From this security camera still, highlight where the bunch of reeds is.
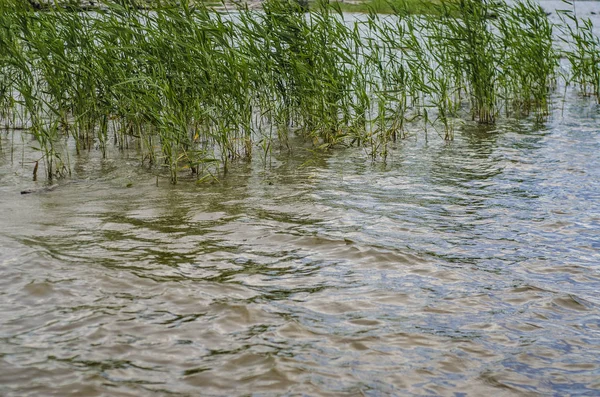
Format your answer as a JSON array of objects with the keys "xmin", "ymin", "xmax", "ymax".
[
  {"xmin": 0, "ymin": 0, "xmax": 597, "ymax": 182},
  {"xmin": 558, "ymin": 2, "xmax": 600, "ymax": 102}
]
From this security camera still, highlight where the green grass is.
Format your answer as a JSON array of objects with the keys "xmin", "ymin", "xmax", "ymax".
[{"xmin": 331, "ymin": 0, "xmax": 452, "ymax": 15}]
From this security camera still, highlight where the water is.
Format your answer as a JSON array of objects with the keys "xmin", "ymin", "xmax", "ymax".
[
  {"xmin": 2, "ymin": 2, "xmax": 600, "ymax": 395},
  {"xmin": 1, "ymin": 93, "xmax": 599, "ymax": 396}
]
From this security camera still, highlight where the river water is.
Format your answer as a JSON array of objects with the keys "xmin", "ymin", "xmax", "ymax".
[
  {"xmin": 2, "ymin": 92, "xmax": 600, "ymax": 396},
  {"xmin": 2, "ymin": 4, "xmax": 600, "ymax": 396}
]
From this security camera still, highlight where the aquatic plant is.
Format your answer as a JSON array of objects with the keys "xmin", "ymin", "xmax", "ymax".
[
  {"xmin": 558, "ymin": 2, "xmax": 600, "ymax": 102},
  {"xmin": 496, "ymin": 0, "xmax": 558, "ymax": 117},
  {"xmin": 0, "ymin": 0, "xmax": 597, "ymax": 182}
]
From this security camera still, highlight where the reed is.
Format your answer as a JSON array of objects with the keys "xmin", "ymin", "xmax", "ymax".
[
  {"xmin": 558, "ymin": 2, "xmax": 600, "ymax": 102},
  {"xmin": 497, "ymin": 0, "xmax": 557, "ymax": 117},
  {"xmin": 0, "ymin": 0, "xmax": 596, "ymax": 182}
]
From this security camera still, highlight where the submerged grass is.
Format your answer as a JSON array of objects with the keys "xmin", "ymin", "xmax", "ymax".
[{"xmin": 0, "ymin": 0, "xmax": 597, "ymax": 182}]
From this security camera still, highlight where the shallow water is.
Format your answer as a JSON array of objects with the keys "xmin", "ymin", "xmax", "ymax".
[
  {"xmin": 1, "ymin": 92, "xmax": 600, "ymax": 396},
  {"xmin": 2, "ymin": 1, "xmax": 600, "ymax": 394}
]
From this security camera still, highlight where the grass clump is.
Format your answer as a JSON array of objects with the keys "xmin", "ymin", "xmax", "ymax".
[
  {"xmin": 558, "ymin": 2, "xmax": 600, "ymax": 103},
  {"xmin": 0, "ymin": 0, "xmax": 597, "ymax": 182}
]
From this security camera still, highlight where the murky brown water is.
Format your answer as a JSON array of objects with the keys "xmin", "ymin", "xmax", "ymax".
[
  {"xmin": 2, "ymin": 92, "xmax": 600, "ymax": 396},
  {"xmin": 2, "ymin": 3, "xmax": 600, "ymax": 394}
]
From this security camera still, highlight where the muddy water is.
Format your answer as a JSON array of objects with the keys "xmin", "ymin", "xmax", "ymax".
[{"xmin": 1, "ymin": 95, "xmax": 599, "ymax": 396}]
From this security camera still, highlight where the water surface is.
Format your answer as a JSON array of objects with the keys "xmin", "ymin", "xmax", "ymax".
[
  {"xmin": 1, "ymin": 92, "xmax": 599, "ymax": 396},
  {"xmin": 2, "ymin": 2, "xmax": 600, "ymax": 394}
]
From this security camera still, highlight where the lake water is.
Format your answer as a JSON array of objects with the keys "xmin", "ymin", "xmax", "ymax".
[{"xmin": 1, "ymin": 2, "xmax": 600, "ymax": 396}]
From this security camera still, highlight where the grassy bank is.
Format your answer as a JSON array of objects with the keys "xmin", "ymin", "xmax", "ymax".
[
  {"xmin": 0, "ymin": 0, "xmax": 598, "ymax": 183},
  {"xmin": 333, "ymin": 0, "xmax": 450, "ymax": 15}
]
